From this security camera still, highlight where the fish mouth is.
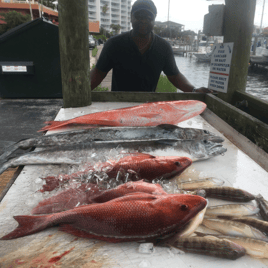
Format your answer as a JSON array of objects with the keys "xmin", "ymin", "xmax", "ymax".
[
  {"xmin": 178, "ymin": 202, "xmax": 208, "ymax": 239},
  {"xmin": 181, "ymin": 197, "xmax": 207, "ymax": 227}
]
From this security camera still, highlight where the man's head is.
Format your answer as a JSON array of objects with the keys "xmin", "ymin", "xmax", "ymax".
[{"xmin": 131, "ymin": 0, "xmax": 157, "ymax": 36}]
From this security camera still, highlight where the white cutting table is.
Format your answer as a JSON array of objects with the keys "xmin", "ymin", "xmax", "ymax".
[{"xmin": 0, "ymin": 102, "xmax": 268, "ymax": 268}]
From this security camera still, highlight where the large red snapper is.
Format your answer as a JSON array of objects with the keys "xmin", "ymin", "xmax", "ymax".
[
  {"xmin": 38, "ymin": 100, "xmax": 207, "ymax": 132},
  {"xmin": 1, "ymin": 193, "xmax": 207, "ymax": 242},
  {"xmin": 32, "ymin": 180, "xmax": 167, "ymax": 214}
]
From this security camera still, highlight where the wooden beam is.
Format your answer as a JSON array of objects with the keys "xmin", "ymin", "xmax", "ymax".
[
  {"xmin": 91, "ymin": 92, "xmax": 206, "ymax": 103},
  {"xmin": 206, "ymin": 94, "xmax": 268, "ymax": 153},
  {"xmin": 233, "ymin": 91, "xmax": 268, "ymax": 124},
  {"xmin": 58, "ymin": 0, "xmax": 91, "ymax": 108},
  {"xmin": 217, "ymin": 0, "xmax": 256, "ymax": 103}
]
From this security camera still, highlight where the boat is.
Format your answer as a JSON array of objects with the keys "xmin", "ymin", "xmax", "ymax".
[
  {"xmin": 193, "ymin": 51, "xmax": 213, "ymax": 62},
  {"xmin": 193, "ymin": 41, "xmax": 215, "ymax": 62},
  {"xmin": 250, "ymin": 38, "xmax": 268, "ymax": 66}
]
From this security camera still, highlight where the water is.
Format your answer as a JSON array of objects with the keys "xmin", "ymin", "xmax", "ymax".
[{"xmin": 174, "ymin": 55, "xmax": 268, "ymax": 103}]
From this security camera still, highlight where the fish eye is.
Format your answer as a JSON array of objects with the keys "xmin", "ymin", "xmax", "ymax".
[
  {"xmin": 180, "ymin": 204, "xmax": 188, "ymax": 211},
  {"xmin": 203, "ymin": 130, "xmax": 209, "ymax": 134},
  {"xmin": 175, "ymin": 162, "xmax": 181, "ymax": 166},
  {"xmin": 203, "ymin": 140, "xmax": 208, "ymax": 144}
]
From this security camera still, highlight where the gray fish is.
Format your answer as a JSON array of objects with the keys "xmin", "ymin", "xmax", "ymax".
[
  {"xmin": 172, "ymin": 236, "xmax": 246, "ymax": 260},
  {"xmin": 205, "ymin": 204, "xmax": 260, "ymax": 217},
  {"xmin": 255, "ymin": 194, "xmax": 268, "ymax": 221},
  {"xmin": 0, "ymin": 139, "xmax": 227, "ymax": 176},
  {"xmin": 0, "ymin": 124, "xmax": 224, "ymax": 162},
  {"xmin": 197, "ymin": 186, "xmax": 255, "ymax": 202},
  {"xmin": 217, "ymin": 215, "xmax": 268, "ymax": 235},
  {"xmin": 215, "ymin": 236, "xmax": 268, "ymax": 259},
  {"xmin": 202, "ymin": 218, "xmax": 268, "ymax": 241}
]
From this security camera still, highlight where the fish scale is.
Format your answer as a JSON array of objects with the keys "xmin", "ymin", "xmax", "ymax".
[
  {"xmin": 39, "ymin": 100, "xmax": 207, "ymax": 132},
  {"xmin": 1, "ymin": 193, "xmax": 207, "ymax": 242}
]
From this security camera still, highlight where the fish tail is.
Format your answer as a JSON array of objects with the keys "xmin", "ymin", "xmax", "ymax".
[
  {"xmin": 0, "ymin": 143, "xmax": 20, "ymax": 163},
  {"xmin": 0, "ymin": 161, "xmax": 12, "ymax": 176},
  {"xmin": 1, "ymin": 215, "xmax": 51, "ymax": 240},
  {"xmin": 38, "ymin": 120, "xmax": 70, "ymax": 132}
]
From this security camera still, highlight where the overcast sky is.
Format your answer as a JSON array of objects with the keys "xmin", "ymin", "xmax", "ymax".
[{"xmin": 131, "ymin": 0, "xmax": 268, "ymax": 33}]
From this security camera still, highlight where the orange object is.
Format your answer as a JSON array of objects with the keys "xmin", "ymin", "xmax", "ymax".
[
  {"xmin": 1, "ymin": 193, "xmax": 207, "ymax": 242},
  {"xmin": 39, "ymin": 100, "xmax": 207, "ymax": 132},
  {"xmin": 39, "ymin": 153, "xmax": 192, "ymax": 192}
]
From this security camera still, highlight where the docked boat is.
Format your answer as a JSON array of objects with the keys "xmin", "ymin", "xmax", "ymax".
[
  {"xmin": 193, "ymin": 41, "xmax": 214, "ymax": 62},
  {"xmin": 250, "ymin": 45, "xmax": 268, "ymax": 65}
]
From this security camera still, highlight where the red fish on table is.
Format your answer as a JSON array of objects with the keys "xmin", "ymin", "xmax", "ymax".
[
  {"xmin": 38, "ymin": 100, "xmax": 207, "ymax": 132},
  {"xmin": 32, "ymin": 180, "xmax": 167, "ymax": 214},
  {"xmin": 40, "ymin": 153, "xmax": 192, "ymax": 192},
  {"xmin": 1, "ymin": 193, "xmax": 207, "ymax": 243}
]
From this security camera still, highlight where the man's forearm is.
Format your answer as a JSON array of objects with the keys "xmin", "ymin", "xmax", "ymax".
[
  {"xmin": 90, "ymin": 67, "xmax": 107, "ymax": 91},
  {"xmin": 167, "ymin": 73, "xmax": 195, "ymax": 92}
]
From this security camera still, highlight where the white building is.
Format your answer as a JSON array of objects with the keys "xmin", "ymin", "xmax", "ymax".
[{"xmin": 88, "ymin": 0, "xmax": 132, "ymax": 33}]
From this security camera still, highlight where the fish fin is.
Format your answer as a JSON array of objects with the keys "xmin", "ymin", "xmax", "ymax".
[
  {"xmin": 59, "ymin": 224, "xmax": 137, "ymax": 243},
  {"xmin": 111, "ymin": 193, "xmax": 157, "ymax": 202},
  {"xmin": 157, "ymin": 124, "xmax": 179, "ymax": 130},
  {"xmin": 138, "ymin": 113, "xmax": 161, "ymax": 119},
  {"xmin": 1, "ymin": 215, "xmax": 49, "ymax": 240},
  {"xmin": 38, "ymin": 120, "xmax": 71, "ymax": 132}
]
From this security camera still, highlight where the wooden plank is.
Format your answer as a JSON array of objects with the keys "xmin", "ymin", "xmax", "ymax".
[
  {"xmin": 233, "ymin": 91, "xmax": 268, "ymax": 124},
  {"xmin": 202, "ymin": 109, "xmax": 268, "ymax": 171},
  {"xmin": 205, "ymin": 93, "xmax": 268, "ymax": 153},
  {"xmin": 91, "ymin": 92, "xmax": 206, "ymax": 102},
  {"xmin": 217, "ymin": 0, "xmax": 256, "ymax": 102}
]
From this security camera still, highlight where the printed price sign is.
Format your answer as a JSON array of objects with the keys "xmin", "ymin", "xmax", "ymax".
[{"xmin": 208, "ymin": 43, "xmax": 234, "ymax": 93}]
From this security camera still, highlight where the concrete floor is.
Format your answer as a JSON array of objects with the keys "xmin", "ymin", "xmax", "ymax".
[{"xmin": 0, "ymin": 99, "xmax": 63, "ymax": 198}]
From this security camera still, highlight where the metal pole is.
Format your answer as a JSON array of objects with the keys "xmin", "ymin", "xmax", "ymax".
[
  {"xmin": 260, "ymin": 0, "xmax": 266, "ymax": 33},
  {"xmin": 168, "ymin": 0, "xmax": 171, "ymax": 39},
  {"xmin": 28, "ymin": 1, "xmax": 33, "ymax": 20}
]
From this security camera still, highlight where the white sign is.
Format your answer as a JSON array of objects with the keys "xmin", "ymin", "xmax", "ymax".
[
  {"xmin": 2, "ymin": 66, "xmax": 27, "ymax": 72},
  {"xmin": 208, "ymin": 42, "xmax": 234, "ymax": 93}
]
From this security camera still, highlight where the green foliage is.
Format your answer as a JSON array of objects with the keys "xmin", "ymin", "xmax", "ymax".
[
  {"xmin": 92, "ymin": 47, "xmax": 98, "ymax": 57},
  {"xmin": 0, "ymin": 11, "xmax": 31, "ymax": 34},
  {"xmin": 110, "ymin": 24, "xmax": 121, "ymax": 34},
  {"xmin": 156, "ymin": 74, "xmax": 177, "ymax": 93},
  {"xmin": 101, "ymin": 4, "xmax": 109, "ymax": 14},
  {"xmin": 93, "ymin": 34, "xmax": 107, "ymax": 41}
]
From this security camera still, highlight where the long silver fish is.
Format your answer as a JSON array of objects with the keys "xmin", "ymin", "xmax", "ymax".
[
  {"xmin": 172, "ymin": 236, "xmax": 246, "ymax": 260},
  {"xmin": 202, "ymin": 218, "xmax": 268, "ymax": 241},
  {"xmin": 255, "ymin": 194, "xmax": 268, "ymax": 221},
  {"xmin": 218, "ymin": 215, "xmax": 268, "ymax": 235},
  {"xmin": 205, "ymin": 204, "xmax": 260, "ymax": 217},
  {"xmin": 0, "ymin": 124, "xmax": 224, "ymax": 162},
  {"xmin": 0, "ymin": 139, "xmax": 227, "ymax": 176},
  {"xmin": 215, "ymin": 236, "xmax": 268, "ymax": 259}
]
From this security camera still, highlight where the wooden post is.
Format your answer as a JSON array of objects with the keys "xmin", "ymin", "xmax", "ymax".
[
  {"xmin": 217, "ymin": 0, "xmax": 256, "ymax": 103},
  {"xmin": 58, "ymin": 0, "xmax": 91, "ymax": 108}
]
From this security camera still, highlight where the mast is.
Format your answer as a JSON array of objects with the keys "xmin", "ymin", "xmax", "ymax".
[
  {"xmin": 168, "ymin": 0, "xmax": 171, "ymax": 39},
  {"xmin": 260, "ymin": 0, "xmax": 266, "ymax": 33}
]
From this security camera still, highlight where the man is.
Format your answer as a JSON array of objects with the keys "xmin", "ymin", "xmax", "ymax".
[{"xmin": 90, "ymin": 0, "xmax": 212, "ymax": 93}]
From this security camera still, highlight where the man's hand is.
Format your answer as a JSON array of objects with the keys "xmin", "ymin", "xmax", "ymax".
[{"xmin": 194, "ymin": 87, "xmax": 215, "ymax": 93}]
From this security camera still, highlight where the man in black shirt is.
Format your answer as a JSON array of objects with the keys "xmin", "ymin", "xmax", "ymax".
[{"xmin": 90, "ymin": 0, "xmax": 212, "ymax": 93}]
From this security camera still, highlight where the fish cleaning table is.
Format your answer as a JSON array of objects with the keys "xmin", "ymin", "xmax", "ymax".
[{"xmin": 0, "ymin": 102, "xmax": 268, "ymax": 268}]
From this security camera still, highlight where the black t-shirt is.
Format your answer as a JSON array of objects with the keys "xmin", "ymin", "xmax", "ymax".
[{"xmin": 96, "ymin": 31, "xmax": 180, "ymax": 92}]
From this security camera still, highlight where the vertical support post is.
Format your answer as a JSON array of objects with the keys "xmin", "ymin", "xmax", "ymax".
[
  {"xmin": 58, "ymin": 0, "xmax": 91, "ymax": 108},
  {"xmin": 217, "ymin": 0, "xmax": 256, "ymax": 103}
]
